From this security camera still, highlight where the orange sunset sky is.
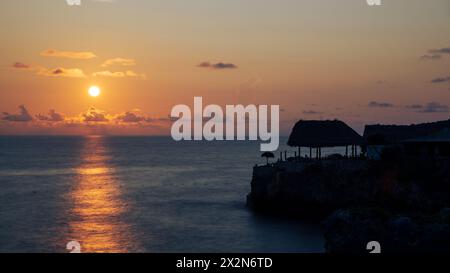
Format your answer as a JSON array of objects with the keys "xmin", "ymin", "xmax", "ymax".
[{"xmin": 1, "ymin": 0, "xmax": 450, "ymax": 135}]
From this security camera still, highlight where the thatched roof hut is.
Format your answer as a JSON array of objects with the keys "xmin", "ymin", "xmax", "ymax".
[{"xmin": 287, "ymin": 120, "xmax": 364, "ymax": 148}]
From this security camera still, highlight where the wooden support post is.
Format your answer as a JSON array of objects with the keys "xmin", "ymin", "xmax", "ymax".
[
  {"xmin": 284, "ymin": 151, "xmax": 287, "ymax": 161},
  {"xmin": 310, "ymin": 147, "xmax": 312, "ymax": 158},
  {"xmin": 346, "ymin": 146, "xmax": 348, "ymax": 157}
]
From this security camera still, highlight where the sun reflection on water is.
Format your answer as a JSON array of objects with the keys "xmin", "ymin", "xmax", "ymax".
[{"xmin": 68, "ymin": 136, "xmax": 135, "ymax": 253}]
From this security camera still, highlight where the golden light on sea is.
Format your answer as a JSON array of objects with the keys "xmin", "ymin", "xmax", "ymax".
[{"xmin": 67, "ymin": 136, "xmax": 136, "ymax": 253}]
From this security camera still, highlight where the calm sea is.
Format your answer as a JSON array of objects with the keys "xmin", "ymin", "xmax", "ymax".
[{"xmin": 0, "ymin": 136, "xmax": 324, "ymax": 253}]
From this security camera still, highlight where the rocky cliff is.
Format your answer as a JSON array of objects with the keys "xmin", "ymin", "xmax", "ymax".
[{"xmin": 247, "ymin": 154, "xmax": 450, "ymax": 253}]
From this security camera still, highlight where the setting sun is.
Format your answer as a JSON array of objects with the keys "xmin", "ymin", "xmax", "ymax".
[{"xmin": 88, "ymin": 86, "xmax": 101, "ymax": 97}]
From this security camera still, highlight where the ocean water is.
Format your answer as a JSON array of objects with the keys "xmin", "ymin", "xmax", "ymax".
[{"xmin": 0, "ymin": 136, "xmax": 325, "ymax": 253}]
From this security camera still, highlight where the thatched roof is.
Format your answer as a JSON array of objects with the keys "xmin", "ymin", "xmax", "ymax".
[
  {"xmin": 287, "ymin": 120, "xmax": 364, "ymax": 148},
  {"xmin": 363, "ymin": 119, "xmax": 450, "ymax": 145}
]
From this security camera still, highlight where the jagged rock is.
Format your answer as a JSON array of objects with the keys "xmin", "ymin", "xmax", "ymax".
[
  {"xmin": 322, "ymin": 208, "xmax": 389, "ymax": 253},
  {"xmin": 322, "ymin": 208, "xmax": 450, "ymax": 253},
  {"xmin": 386, "ymin": 216, "xmax": 420, "ymax": 252}
]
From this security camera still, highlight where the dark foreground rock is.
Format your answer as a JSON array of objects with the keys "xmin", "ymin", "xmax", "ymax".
[
  {"xmin": 322, "ymin": 207, "xmax": 450, "ymax": 253},
  {"xmin": 247, "ymin": 154, "xmax": 450, "ymax": 252}
]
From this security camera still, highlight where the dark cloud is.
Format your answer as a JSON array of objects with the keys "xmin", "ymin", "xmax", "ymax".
[
  {"xmin": 38, "ymin": 67, "xmax": 86, "ymax": 78},
  {"xmin": 12, "ymin": 62, "xmax": 30, "ymax": 69},
  {"xmin": 82, "ymin": 107, "xmax": 109, "ymax": 122},
  {"xmin": 406, "ymin": 104, "xmax": 424, "ymax": 110},
  {"xmin": 420, "ymin": 102, "xmax": 449, "ymax": 113},
  {"xmin": 197, "ymin": 62, "xmax": 238, "ymax": 70},
  {"xmin": 2, "ymin": 105, "xmax": 33, "ymax": 122},
  {"xmin": 431, "ymin": 76, "xmax": 450, "ymax": 84},
  {"xmin": 368, "ymin": 101, "xmax": 395, "ymax": 108},
  {"xmin": 409, "ymin": 102, "xmax": 450, "ymax": 113},
  {"xmin": 116, "ymin": 112, "xmax": 145, "ymax": 123},
  {"xmin": 115, "ymin": 111, "xmax": 169, "ymax": 123},
  {"xmin": 40, "ymin": 49, "xmax": 97, "ymax": 60},
  {"xmin": 429, "ymin": 47, "xmax": 450, "ymax": 54},
  {"xmin": 419, "ymin": 47, "xmax": 450, "ymax": 61},
  {"xmin": 420, "ymin": 54, "xmax": 442, "ymax": 61},
  {"xmin": 302, "ymin": 110, "xmax": 323, "ymax": 115},
  {"xmin": 36, "ymin": 109, "xmax": 64, "ymax": 122},
  {"xmin": 52, "ymin": 68, "xmax": 64, "ymax": 75}
]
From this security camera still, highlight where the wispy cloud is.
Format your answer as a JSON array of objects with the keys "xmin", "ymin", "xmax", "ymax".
[
  {"xmin": 197, "ymin": 62, "xmax": 238, "ymax": 70},
  {"xmin": 420, "ymin": 54, "xmax": 442, "ymax": 61},
  {"xmin": 92, "ymin": 70, "xmax": 146, "ymax": 79},
  {"xmin": 368, "ymin": 101, "xmax": 395, "ymax": 108},
  {"xmin": 12, "ymin": 62, "xmax": 86, "ymax": 78},
  {"xmin": 12, "ymin": 62, "xmax": 31, "ymax": 69},
  {"xmin": 101, "ymin": 58, "xmax": 136, "ymax": 67},
  {"xmin": 40, "ymin": 49, "xmax": 97, "ymax": 59},
  {"xmin": 431, "ymin": 76, "xmax": 450, "ymax": 84},
  {"xmin": 428, "ymin": 47, "xmax": 450, "ymax": 54},
  {"xmin": 93, "ymin": 71, "xmax": 127, "ymax": 78},
  {"xmin": 39, "ymin": 67, "xmax": 86, "ymax": 78},
  {"xmin": 405, "ymin": 104, "xmax": 424, "ymax": 110},
  {"xmin": 302, "ymin": 110, "xmax": 323, "ymax": 115},
  {"xmin": 420, "ymin": 46, "xmax": 450, "ymax": 61},
  {"xmin": 407, "ymin": 102, "xmax": 449, "ymax": 113}
]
